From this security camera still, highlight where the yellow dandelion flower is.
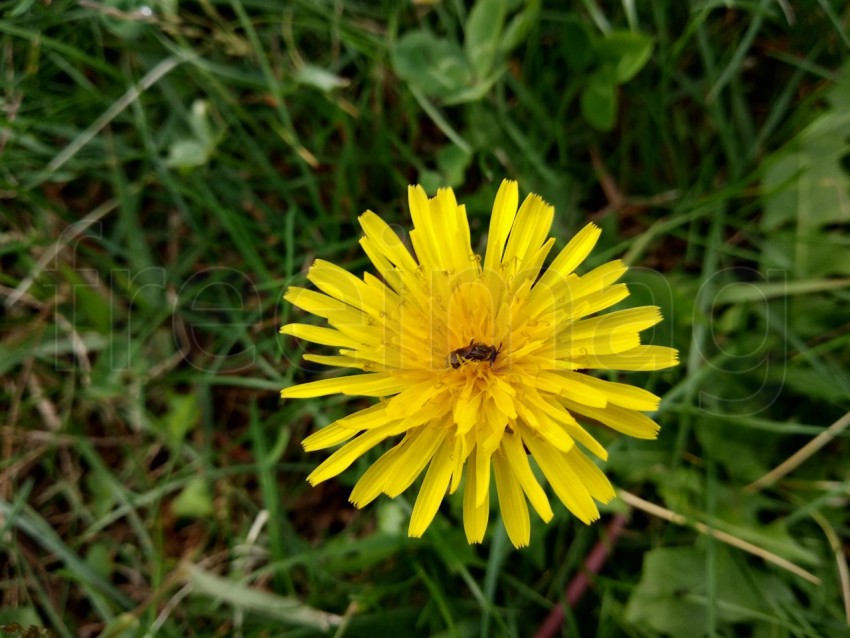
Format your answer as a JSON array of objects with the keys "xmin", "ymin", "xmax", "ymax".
[{"xmin": 280, "ymin": 180, "xmax": 678, "ymax": 548}]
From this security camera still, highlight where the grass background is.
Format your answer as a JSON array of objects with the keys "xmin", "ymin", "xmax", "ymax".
[{"xmin": 2, "ymin": 0, "xmax": 850, "ymax": 636}]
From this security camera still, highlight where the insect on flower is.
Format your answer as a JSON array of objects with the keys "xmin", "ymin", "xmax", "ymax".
[
  {"xmin": 449, "ymin": 339, "xmax": 503, "ymax": 369},
  {"xmin": 280, "ymin": 180, "xmax": 678, "ymax": 548}
]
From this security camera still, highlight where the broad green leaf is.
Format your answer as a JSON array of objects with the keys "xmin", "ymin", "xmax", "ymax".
[
  {"xmin": 160, "ymin": 391, "xmax": 200, "ymax": 445},
  {"xmin": 166, "ymin": 139, "xmax": 210, "ymax": 170},
  {"xmin": 595, "ymin": 30, "xmax": 654, "ymax": 83},
  {"xmin": 166, "ymin": 100, "xmax": 219, "ymax": 170},
  {"xmin": 172, "ymin": 476, "xmax": 213, "ymax": 519},
  {"xmin": 626, "ymin": 547, "xmax": 770, "ymax": 636},
  {"xmin": 293, "ymin": 64, "xmax": 349, "ymax": 92},
  {"xmin": 393, "ymin": 31, "xmax": 473, "ymax": 101},
  {"xmin": 465, "ymin": 0, "xmax": 507, "ymax": 78},
  {"xmin": 761, "ymin": 68, "xmax": 850, "ymax": 277},
  {"xmin": 86, "ymin": 542, "xmax": 113, "ymax": 581},
  {"xmin": 762, "ymin": 112, "xmax": 850, "ymax": 232},
  {"xmin": 437, "ymin": 144, "xmax": 472, "ymax": 187},
  {"xmin": 581, "ymin": 66, "xmax": 617, "ymax": 131},
  {"xmin": 760, "ymin": 231, "xmax": 850, "ymax": 277},
  {"xmin": 420, "ymin": 143, "xmax": 472, "ymax": 191}
]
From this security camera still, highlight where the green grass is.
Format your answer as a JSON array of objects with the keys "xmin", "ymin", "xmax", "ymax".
[{"xmin": 2, "ymin": 1, "xmax": 850, "ymax": 636}]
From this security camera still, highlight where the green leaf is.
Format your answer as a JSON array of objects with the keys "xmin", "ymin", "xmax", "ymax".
[
  {"xmin": 94, "ymin": 613, "xmax": 139, "ymax": 638},
  {"xmin": 171, "ymin": 476, "xmax": 213, "ymax": 519},
  {"xmin": 0, "ymin": 606, "xmax": 43, "ymax": 628},
  {"xmin": 377, "ymin": 500, "xmax": 405, "ymax": 535},
  {"xmin": 760, "ymin": 231, "xmax": 850, "ymax": 277},
  {"xmin": 762, "ymin": 131, "xmax": 850, "ymax": 229},
  {"xmin": 293, "ymin": 64, "xmax": 349, "ymax": 92},
  {"xmin": 159, "ymin": 392, "xmax": 200, "ymax": 446},
  {"xmin": 626, "ymin": 547, "xmax": 771, "ymax": 636},
  {"xmin": 499, "ymin": 0, "xmax": 540, "ymax": 55},
  {"xmin": 465, "ymin": 0, "xmax": 507, "ymax": 79},
  {"xmin": 761, "ymin": 69, "xmax": 850, "ymax": 276},
  {"xmin": 762, "ymin": 114, "xmax": 850, "ymax": 231},
  {"xmin": 581, "ymin": 66, "xmax": 617, "ymax": 131},
  {"xmin": 185, "ymin": 564, "xmax": 342, "ymax": 630},
  {"xmin": 166, "ymin": 100, "xmax": 218, "ymax": 171},
  {"xmin": 437, "ymin": 144, "xmax": 472, "ymax": 188},
  {"xmin": 560, "ymin": 18, "xmax": 594, "ymax": 70},
  {"xmin": 86, "ymin": 542, "xmax": 113, "ymax": 581},
  {"xmin": 392, "ymin": 31, "xmax": 473, "ymax": 101},
  {"xmin": 59, "ymin": 265, "xmax": 112, "ymax": 334},
  {"xmin": 595, "ymin": 30, "xmax": 654, "ymax": 83},
  {"xmin": 714, "ymin": 278, "xmax": 850, "ymax": 304},
  {"xmin": 166, "ymin": 139, "xmax": 210, "ymax": 171}
]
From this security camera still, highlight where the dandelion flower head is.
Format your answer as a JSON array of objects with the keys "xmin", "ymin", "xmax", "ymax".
[{"xmin": 280, "ymin": 180, "xmax": 678, "ymax": 547}]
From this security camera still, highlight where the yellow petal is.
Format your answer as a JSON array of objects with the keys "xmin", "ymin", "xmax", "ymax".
[
  {"xmin": 335, "ymin": 402, "xmax": 395, "ymax": 430},
  {"xmin": 535, "ymin": 372, "xmax": 608, "ymax": 408},
  {"xmin": 284, "ymin": 287, "xmax": 357, "ymax": 320},
  {"xmin": 493, "ymin": 449, "xmax": 531, "ymax": 548},
  {"xmin": 577, "ymin": 283, "xmax": 630, "ymax": 316},
  {"xmin": 349, "ymin": 443, "xmax": 405, "ymax": 507},
  {"xmin": 301, "ymin": 423, "xmax": 359, "ymax": 451},
  {"xmin": 408, "ymin": 437, "xmax": 454, "ymax": 537},
  {"xmin": 550, "ymin": 221, "xmax": 601, "ymax": 276},
  {"xmin": 383, "ymin": 426, "xmax": 448, "ymax": 498},
  {"xmin": 562, "ymin": 400, "xmax": 661, "ymax": 439},
  {"xmin": 566, "ymin": 446, "xmax": 615, "ymax": 504},
  {"xmin": 488, "ymin": 375, "xmax": 518, "ymax": 420},
  {"xmin": 523, "ymin": 259, "xmax": 626, "ymax": 321},
  {"xmin": 384, "ymin": 379, "xmax": 444, "ymax": 419},
  {"xmin": 483, "ymin": 180, "xmax": 519, "ymax": 272},
  {"xmin": 453, "ymin": 389, "xmax": 483, "ymax": 435},
  {"xmin": 281, "ymin": 372, "xmax": 408, "ymax": 399},
  {"xmin": 448, "ymin": 434, "xmax": 470, "ymax": 494},
  {"xmin": 522, "ymin": 429, "xmax": 599, "ymax": 524},
  {"xmin": 307, "ymin": 259, "xmax": 370, "ymax": 310},
  {"xmin": 302, "ymin": 353, "xmax": 373, "ymax": 370},
  {"xmin": 565, "ymin": 306, "xmax": 663, "ymax": 341},
  {"xmin": 575, "ymin": 345, "xmax": 679, "ymax": 371},
  {"xmin": 474, "ymin": 443, "xmax": 493, "ymax": 506},
  {"xmin": 515, "ymin": 399, "xmax": 574, "ymax": 452},
  {"xmin": 501, "ymin": 194, "xmax": 554, "ymax": 274},
  {"xmin": 358, "ymin": 211, "xmax": 419, "ymax": 273},
  {"xmin": 556, "ymin": 330, "xmax": 641, "ymax": 358},
  {"xmin": 557, "ymin": 372, "xmax": 661, "ymax": 411},
  {"xmin": 568, "ymin": 260, "xmax": 628, "ymax": 301},
  {"xmin": 306, "ymin": 424, "xmax": 404, "ymax": 485},
  {"xmin": 280, "ymin": 323, "xmax": 360, "ymax": 349},
  {"xmin": 463, "ymin": 448, "xmax": 490, "ymax": 543},
  {"xmin": 407, "ymin": 185, "xmax": 448, "ymax": 270},
  {"xmin": 500, "ymin": 431, "xmax": 553, "ymax": 522},
  {"xmin": 509, "ymin": 237, "xmax": 556, "ymax": 294},
  {"xmin": 521, "ymin": 387, "xmax": 608, "ymax": 460},
  {"xmin": 534, "ymin": 222, "xmax": 601, "ymax": 293}
]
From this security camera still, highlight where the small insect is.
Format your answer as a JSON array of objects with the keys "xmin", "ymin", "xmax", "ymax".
[{"xmin": 449, "ymin": 339, "xmax": 502, "ymax": 369}]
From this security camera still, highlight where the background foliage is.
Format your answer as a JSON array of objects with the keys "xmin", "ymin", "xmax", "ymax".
[{"xmin": 2, "ymin": 0, "xmax": 849, "ymax": 636}]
